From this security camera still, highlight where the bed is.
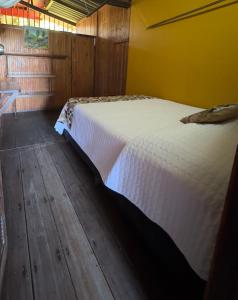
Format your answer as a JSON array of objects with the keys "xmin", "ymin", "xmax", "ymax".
[
  {"xmin": 55, "ymin": 96, "xmax": 238, "ymax": 283},
  {"xmin": 55, "ymin": 98, "xmax": 201, "ymax": 181}
]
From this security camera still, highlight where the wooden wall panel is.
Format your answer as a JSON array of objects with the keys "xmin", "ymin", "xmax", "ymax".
[
  {"xmin": 76, "ymin": 4, "xmax": 130, "ymax": 97},
  {"xmin": 71, "ymin": 36, "xmax": 95, "ymax": 97},
  {"xmin": 76, "ymin": 12, "xmax": 97, "ymax": 36},
  {"xmin": 95, "ymin": 5, "xmax": 130, "ymax": 96},
  {"xmin": 49, "ymin": 31, "xmax": 72, "ymax": 109},
  {"xmin": 0, "ymin": 4, "xmax": 130, "ymax": 113},
  {"xmin": 98, "ymin": 5, "xmax": 130, "ymax": 42},
  {"xmin": 0, "ymin": 27, "xmax": 94, "ymax": 113},
  {"xmin": 113, "ymin": 41, "xmax": 129, "ymax": 95},
  {"xmin": 16, "ymin": 96, "xmax": 50, "ymax": 112},
  {"xmin": 95, "ymin": 37, "xmax": 113, "ymax": 96},
  {"xmin": 0, "ymin": 56, "xmax": 7, "ymax": 78}
]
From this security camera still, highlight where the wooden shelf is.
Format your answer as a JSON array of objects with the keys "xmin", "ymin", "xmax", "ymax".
[
  {"xmin": 5, "ymin": 52, "xmax": 67, "ymax": 59},
  {"xmin": 8, "ymin": 73, "xmax": 56, "ymax": 78},
  {"xmin": 18, "ymin": 91, "xmax": 55, "ymax": 98}
]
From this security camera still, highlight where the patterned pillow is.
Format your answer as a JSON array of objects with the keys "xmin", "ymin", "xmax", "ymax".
[{"xmin": 180, "ymin": 104, "xmax": 238, "ymax": 124}]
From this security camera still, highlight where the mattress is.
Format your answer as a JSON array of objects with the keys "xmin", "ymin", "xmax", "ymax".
[
  {"xmin": 105, "ymin": 120, "xmax": 238, "ymax": 280},
  {"xmin": 55, "ymin": 98, "xmax": 200, "ymax": 181}
]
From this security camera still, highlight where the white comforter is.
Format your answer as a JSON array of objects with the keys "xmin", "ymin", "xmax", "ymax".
[
  {"xmin": 55, "ymin": 99, "xmax": 200, "ymax": 180},
  {"xmin": 105, "ymin": 121, "xmax": 238, "ymax": 280},
  {"xmin": 55, "ymin": 98, "xmax": 238, "ymax": 280}
]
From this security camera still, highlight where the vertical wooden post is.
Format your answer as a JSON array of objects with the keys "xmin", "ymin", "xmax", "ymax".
[
  {"xmin": 205, "ymin": 146, "xmax": 238, "ymax": 300},
  {"xmin": 5, "ymin": 55, "xmax": 8, "ymax": 78}
]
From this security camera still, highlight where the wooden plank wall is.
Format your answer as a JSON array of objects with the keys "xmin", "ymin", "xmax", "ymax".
[
  {"xmin": 0, "ymin": 5, "xmax": 130, "ymax": 113},
  {"xmin": 0, "ymin": 27, "xmax": 95, "ymax": 113},
  {"xmin": 76, "ymin": 13, "xmax": 98, "ymax": 36},
  {"xmin": 71, "ymin": 35, "xmax": 95, "ymax": 97},
  {"xmin": 77, "ymin": 5, "xmax": 130, "ymax": 96}
]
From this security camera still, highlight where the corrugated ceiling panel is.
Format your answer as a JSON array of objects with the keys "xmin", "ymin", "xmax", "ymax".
[
  {"xmin": 48, "ymin": 2, "xmax": 83, "ymax": 22},
  {"xmin": 47, "ymin": 0, "xmax": 106, "ymax": 23}
]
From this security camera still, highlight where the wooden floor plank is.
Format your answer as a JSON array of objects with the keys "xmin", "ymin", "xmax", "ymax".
[
  {"xmin": 27, "ymin": 111, "xmax": 63, "ymax": 144},
  {"xmin": 15, "ymin": 116, "xmax": 44, "ymax": 148},
  {"xmin": 46, "ymin": 142, "xmax": 147, "ymax": 300},
  {"xmin": 0, "ymin": 111, "xmax": 163, "ymax": 300},
  {"xmin": 0, "ymin": 150, "xmax": 33, "ymax": 300},
  {"xmin": 19, "ymin": 147, "xmax": 77, "ymax": 300},
  {"xmin": 0, "ymin": 111, "xmax": 63, "ymax": 150},
  {"xmin": 56, "ymin": 142, "xmax": 167, "ymax": 300},
  {"xmin": 38, "ymin": 112, "xmax": 64, "ymax": 142},
  {"xmin": 0, "ymin": 115, "xmax": 16, "ymax": 150},
  {"xmin": 35, "ymin": 145, "xmax": 114, "ymax": 300}
]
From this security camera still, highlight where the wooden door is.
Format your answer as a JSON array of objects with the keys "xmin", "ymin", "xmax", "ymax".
[{"xmin": 71, "ymin": 35, "xmax": 95, "ymax": 98}]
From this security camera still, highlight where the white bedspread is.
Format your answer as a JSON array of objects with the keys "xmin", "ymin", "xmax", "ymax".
[
  {"xmin": 55, "ymin": 99, "xmax": 200, "ymax": 180},
  {"xmin": 55, "ymin": 98, "xmax": 238, "ymax": 280},
  {"xmin": 105, "ymin": 120, "xmax": 238, "ymax": 280}
]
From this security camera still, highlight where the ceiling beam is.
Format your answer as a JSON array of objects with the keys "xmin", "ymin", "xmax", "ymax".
[
  {"xmin": 87, "ymin": 0, "xmax": 130, "ymax": 17},
  {"xmin": 20, "ymin": 0, "xmax": 76, "ymax": 25},
  {"xmin": 107, "ymin": 0, "xmax": 131, "ymax": 8}
]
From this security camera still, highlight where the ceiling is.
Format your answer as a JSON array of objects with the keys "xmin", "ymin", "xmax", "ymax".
[{"xmin": 18, "ymin": 0, "xmax": 131, "ymax": 25}]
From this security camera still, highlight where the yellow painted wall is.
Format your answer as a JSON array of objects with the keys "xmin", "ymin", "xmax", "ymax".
[{"xmin": 126, "ymin": 0, "xmax": 238, "ymax": 108}]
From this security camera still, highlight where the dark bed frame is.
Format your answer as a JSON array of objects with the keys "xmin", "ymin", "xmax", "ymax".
[{"xmin": 64, "ymin": 130, "xmax": 206, "ymax": 298}]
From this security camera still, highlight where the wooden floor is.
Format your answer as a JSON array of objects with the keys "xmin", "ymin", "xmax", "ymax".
[{"xmin": 0, "ymin": 111, "xmax": 179, "ymax": 300}]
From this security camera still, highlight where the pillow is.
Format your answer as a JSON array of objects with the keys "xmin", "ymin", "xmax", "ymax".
[{"xmin": 180, "ymin": 104, "xmax": 238, "ymax": 124}]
